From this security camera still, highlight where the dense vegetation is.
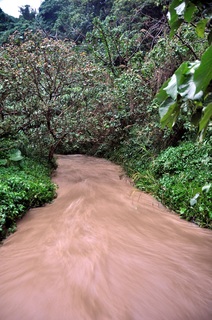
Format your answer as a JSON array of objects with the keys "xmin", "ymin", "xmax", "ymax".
[
  {"xmin": 0, "ymin": 140, "xmax": 56, "ymax": 240},
  {"xmin": 0, "ymin": 0, "xmax": 211, "ymax": 239},
  {"xmin": 111, "ymin": 136, "xmax": 212, "ymax": 227}
]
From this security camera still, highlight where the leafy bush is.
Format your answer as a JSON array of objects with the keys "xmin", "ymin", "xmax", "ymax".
[
  {"xmin": 107, "ymin": 124, "xmax": 159, "ymax": 193},
  {"xmin": 0, "ymin": 157, "xmax": 56, "ymax": 240},
  {"xmin": 152, "ymin": 141, "xmax": 212, "ymax": 228},
  {"xmin": 108, "ymin": 129, "xmax": 211, "ymax": 228}
]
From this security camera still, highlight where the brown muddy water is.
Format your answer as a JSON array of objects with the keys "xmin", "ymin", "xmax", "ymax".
[{"xmin": 0, "ymin": 155, "xmax": 212, "ymax": 320}]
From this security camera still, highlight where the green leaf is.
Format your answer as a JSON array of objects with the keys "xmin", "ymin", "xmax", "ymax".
[
  {"xmin": 178, "ymin": 76, "xmax": 203, "ymax": 100},
  {"xmin": 184, "ymin": 2, "xmax": 196, "ymax": 22},
  {"xmin": 196, "ymin": 19, "xmax": 208, "ymax": 38},
  {"xmin": 163, "ymin": 74, "xmax": 178, "ymax": 100},
  {"xmin": 0, "ymin": 159, "xmax": 8, "ymax": 166},
  {"xmin": 156, "ymin": 79, "xmax": 170, "ymax": 103},
  {"xmin": 208, "ymin": 30, "xmax": 212, "ymax": 45},
  {"xmin": 168, "ymin": 0, "xmax": 185, "ymax": 36},
  {"xmin": 194, "ymin": 46, "xmax": 212, "ymax": 94},
  {"xmin": 199, "ymin": 102, "xmax": 212, "ymax": 132},
  {"xmin": 164, "ymin": 61, "xmax": 202, "ymax": 101},
  {"xmin": 156, "ymin": 62, "xmax": 190, "ymax": 102},
  {"xmin": 177, "ymin": 62, "xmax": 203, "ymax": 101},
  {"xmin": 175, "ymin": 61, "xmax": 190, "ymax": 86},
  {"xmin": 169, "ymin": 19, "xmax": 184, "ymax": 38},
  {"xmin": 159, "ymin": 97, "xmax": 175, "ymax": 118},
  {"xmin": 159, "ymin": 99, "xmax": 180, "ymax": 128},
  {"xmin": 9, "ymin": 150, "xmax": 23, "ymax": 162}
]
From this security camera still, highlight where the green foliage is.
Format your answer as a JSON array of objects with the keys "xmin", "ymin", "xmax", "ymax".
[
  {"xmin": 108, "ymin": 125, "xmax": 211, "ymax": 228},
  {"xmin": 38, "ymin": 0, "xmax": 71, "ymax": 35},
  {"xmin": 0, "ymin": 8, "xmax": 17, "ymax": 32},
  {"xmin": 168, "ymin": 0, "xmax": 212, "ymax": 40},
  {"xmin": 19, "ymin": 5, "xmax": 36, "ymax": 21},
  {"xmin": 87, "ymin": 0, "xmax": 169, "ymax": 74},
  {"xmin": 0, "ymin": 156, "xmax": 56, "ymax": 240},
  {"xmin": 0, "ymin": 9, "xmax": 18, "ymax": 44},
  {"xmin": 152, "ymin": 141, "xmax": 212, "ymax": 227},
  {"xmin": 157, "ymin": 49, "xmax": 212, "ymax": 134},
  {"xmin": 145, "ymin": 27, "xmax": 203, "ymax": 95},
  {"xmin": 0, "ymin": 0, "xmax": 168, "ymax": 47},
  {"xmin": 0, "ymin": 29, "xmax": 160, "ymax": 159},
  {"xmin": 0, "ymin": 31, "xmax": 87, "ymax": 159},
  {"xmin": 0, "ymin": 5, "xmax": 38, "ymax": 44},
  {"xmin": 157, "ymin": 0, "xmax": 212, "ymax": 138},
  {"xmin": 0, "ymin": 137, "xmax": 26, "ymax": 166},
  {"xmin": 86, "ymin": 16, "xmax": 129, "ymax": 74},
  {"xmin": 0, "ymin": 149, "xmax": 23, "ymax": 167},
  {"xmin": 107, "ymin": 123, "xmax": 162, "ymax": 193},
  {"xmin": 37, "ymin": 0, "xmax": 113, "ymax": 41},
  {"xmin": 111, "ymin": 0, "xmax": 168, "ymax": 39},
  {"xmin": 0, "ymin": 0, "xmax": 113, "ymax": 44}
]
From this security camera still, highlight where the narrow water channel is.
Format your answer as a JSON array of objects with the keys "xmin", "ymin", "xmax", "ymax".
[{"xmin": 0, "ymin": 155, "xmax": 211, "ymax": 320}]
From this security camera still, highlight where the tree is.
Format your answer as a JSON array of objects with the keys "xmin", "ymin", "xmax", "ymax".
[
  {"xmin": 37, "ymin": 0, "xmax": 113, "ymax": 41},
  {"xmin": 0, "ymin": 8, "xmax": 18, "ymax": 44},
  {"xmin": 19, "ymin": 5, "xmax": 36, "ymax": 21},
  {"xmin": 37, "ymin": 0, "xmax": 70, "ymax": 34},
  {"xmin": 0, "ymin": 31, "xmax": 134, "ymax": 159},
  {"xmin": 0, "ymin": 31, "xmax": 81, "ymax": 159},
  {"xmin": 0, "ymin": 8, "xmax": 17, "ymax": 32},
  {"xmin": 86, "ymin": 0, "xmax": 169, "ymax": 75}
]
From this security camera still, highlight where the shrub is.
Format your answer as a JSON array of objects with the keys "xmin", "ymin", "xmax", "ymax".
[
  {"xmin": 0, "ymin": 157, "xmax": 56, "ymax": 240},
  {"xmin": 109, "ymin": 133, "xmax": 211, "ymax": 228},
  {"xmin": 153, "ymin": 140, "xmax": 212, "ymax": 228}
]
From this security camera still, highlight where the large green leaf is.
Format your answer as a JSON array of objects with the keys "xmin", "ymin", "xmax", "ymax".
[
  {"xmin": 208, "ymin": 30, "xmax": 212, "ymax": 45},
  {"xmin": 184, "ymin": 2, "xmax": 196, "ymax": 22},
  {"xmin": 178, "ymin": 77, "xmax": 203, "ymax": 101},
  {"xmin": 168, "ymin": 0, "xmax": 185, "ymax": 36},
  {"xmin": 169, "ymin": 19, "xmax": 184, "ymax": 38},
  {"xmin": 163, "ymin": 74, "xmax": 178, "ymax": 100},
  {"xmin": 175, "ymin": 61, "xmax": 190, "ymax": 86},
  {"xmin": 175, "ymin": 1, "xmax": 186, "ymax": 16},
  {"xmin": 196, "ymin": 19, "xmax": 208, "ymax": 38},
  {"xmin": 199, "ymin": 102, "xmax": 212, "ymax": 132},
  {"xmin": 194, "ymin": 46, "xmax": 212, "ymax": 94},
  {"xmin": 156, "ymin": 78, "xmax": 170, "ymax": 103},
  {"xmin": 176, "ymin": 61, "xmax": 202, "ymax": 100},
  {"xmin": 168, "ymin": 0, "xmax": 196, "ymax": 36},
  {"xmin": 157, "ymin": 62, "xmax": 190, "ymax": 102},
  {"xmin": 159, "ymin": 99, "xmax": 180, "ymax": 128},
  {"xmin": 161, "ymin": 61, "xmax": 202, "ymax": 102}
]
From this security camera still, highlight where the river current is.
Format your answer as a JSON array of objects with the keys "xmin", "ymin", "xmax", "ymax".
[{"xmin": 0, "ymin": 155, "xmax": 211, "ymax": 320}]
